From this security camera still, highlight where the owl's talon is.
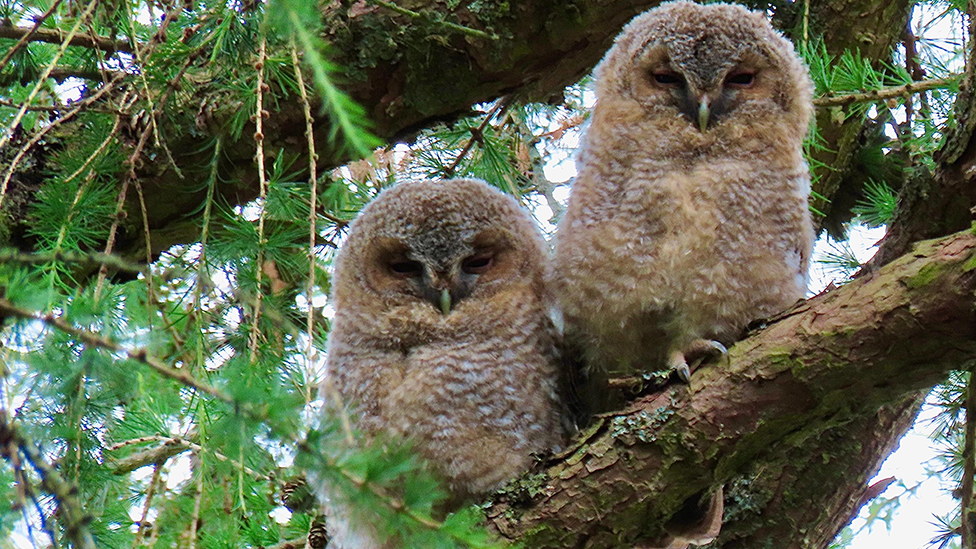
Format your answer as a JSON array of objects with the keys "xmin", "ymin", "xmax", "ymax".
[
  {"xmin": 670, "ymin": 340, "xmax": 729, "ymax": 383},
  {"xmin": 706, "ymin": 340, "xmax": 729, "ymax": 366},
  {"xmin": 688, "ymin": 339, "xmax": 728, "ymax": 366},
  {"xmin": 667, "ymin": 350, "xmax": 693, "ymax": 383},
  {"xmin": 675, "ymin": 363, "xmax": 692, "ymax": 383}
]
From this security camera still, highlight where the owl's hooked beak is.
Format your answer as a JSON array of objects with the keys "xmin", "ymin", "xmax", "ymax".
[
  {"xmin": 678, "ymin": 84, "xmax": 716, "ymax": 132},
  {"xmin": 697, "ymin": 96, "xmax": 711, "ymax": 132},
  {"xmin": 439, "ymin": 288, "xmax": 452, "ymax": 315},
  {"xmin": 419, "ymin": 266, "xmax": 468, "ymax": 315}
]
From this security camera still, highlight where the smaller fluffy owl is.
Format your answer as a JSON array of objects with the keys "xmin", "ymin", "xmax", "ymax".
[
  {"xmin": 554, "ymin": 1, "xmax": 815, "ymax": 400},
  {"xmin": 319, "ymin": 178, "xmax": 565, "ymax": 548}
]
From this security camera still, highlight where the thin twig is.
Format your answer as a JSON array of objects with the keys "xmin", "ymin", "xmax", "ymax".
[
  {"xmin": 108, "ymin": 438, "xmax": 190, "ymax": 475},
  {"xmin": 268, "ymin": 536, "xmax": 308, "ymax": 549},
  {"xmin": 444, "ymin": 96, "xmax": 513, "ymax": 177},
  {"xmin": 95, "ymin": 52, "xmax": 199, "ymax": 296},
  {"xmin": 0, "ymin": 69, "xmax": 128, "ymax": 210},
  {"xmin": 133, "ymin": 180, "xmax": 156, "ymax": 317},
  {"xmin": 249, "ymin": 33, "xmax": 270, "ymax": 364},
  {"xmin": 187, "ymin": 453, "xmax": 204, "ymax": 549},
  {"xmin": 802, "ymin": 0, "xmax": 809, "ymax": 50},
  {"xmin": 300, "ymin": 441, "xmax": 444, "ymax": 531},
  {"xmin": 51, "ymin": 170, "xmax": 100, "ymax": 274},
  {"xmin": 290, "ymin": 43, "xmax": 322, "ymax": 396},
  {"xmin": 902, "ymin": 18, "xmax": 924, "ymax": 138},
  {"xmin": 0, "ymin": 297, "xmax": 232, "ymax": 405},
  {"xmin": 299, "ymin": 440, "xmax": 496, "ymax": 548},
  {"xmin": 94, "ymin": 176, "xmax": 132, "ymax": 300},
  {"xmin": 0, "ymin": 413, "xmax": 97, "ymax": 549},
  {"xmin": 70, "ymin": 375, "xmax": 86, "ymax": 484},
  {"xmin": 322, "ymin": 380, "xmax": 356, "ymax": 446},
  {"xmin": 813, "ymin": 76, "xmax": 959, "ymax": 107},
  {"xmin": 963, "ymin": 362, "xmax": 976, "ymax": 549},
  {"xmin": 513, "ymin": 114, "xmax": 565, "ymax": 222},
  {"xmin": 0, "ymin": 249, "xmax": 146, "ymax": 273},
  {"xmin": 106, "ymin": 435, "xmax": 169, "ymax": 451},
  {"xmin": 130, "ymin": 464, "xmax": 162, "ymax": 549},
  {"xmin": 84, "ymin": 6, "xmax": 113, "ymax": 86},
  {"xmin": 125, "ymin": 1, "xmax": 166, "ymax": 159},
  {"xmin": 317, "ymin": 207, "xmax": 350, "ymax": 228},
  {"xmin": 237, "ymin": 425, "xmax": 249, "ymax": 514},
  {"xmin": 62, "ymin": 98, "xmax": 129, "ymax": 186},
  {"xmin": 193, "ymin": 137, "xmax": 221, "ymax": 323},
  {"xmin": 31, "ymin": 66, "xmax": 110, "ymax": 81},
  {"xmin": 107, "ymin": 435, "xmax": 268, "ymax": 480},
  {"xmin": 0, "ymin": 0, "xmax": 100, "ymax": 151},
  {"xmin": 0, "ymin": 98, "xmax": 117, "ymax": 114}
]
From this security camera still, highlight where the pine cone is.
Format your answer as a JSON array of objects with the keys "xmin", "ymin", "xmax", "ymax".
[
  {"xmin": 280, "ymin": 476, "xmax": 315, "ymax": 513},
  {"xmin": 307, "ymin": 518, "xmax": 329, "ymax": 549}
]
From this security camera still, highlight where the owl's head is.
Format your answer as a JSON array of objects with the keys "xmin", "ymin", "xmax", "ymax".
[
  {"xmin": 333, "ymin": 179, "xmax": 547, "ymax": 317},
  {"xmin": 596, "ymin": 1, "xmax": 812, "ymax": 134}
]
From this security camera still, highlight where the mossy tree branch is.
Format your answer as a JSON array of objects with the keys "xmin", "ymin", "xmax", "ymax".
[{"xmin": 486, "ymin": 230, "xmax": 976, "ymax": 549}]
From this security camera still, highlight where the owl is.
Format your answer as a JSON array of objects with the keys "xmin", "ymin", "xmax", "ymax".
[
  {"xmin": 318, "ymin": 178, "xmax": 566, "ymax": 548},
  {"xmin": 554, "ymin": 1, "xmax": 815, "ymax": 396}
]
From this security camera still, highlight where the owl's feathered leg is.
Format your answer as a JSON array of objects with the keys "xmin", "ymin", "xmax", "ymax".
[{"xmin": 668, "ymin": 339, "xmax": 728, "ymax": 382}]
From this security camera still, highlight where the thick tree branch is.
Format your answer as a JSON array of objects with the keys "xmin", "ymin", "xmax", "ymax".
[{"xmin": 487, "ymin": 230, "xmax": 976, "ymax": 548}]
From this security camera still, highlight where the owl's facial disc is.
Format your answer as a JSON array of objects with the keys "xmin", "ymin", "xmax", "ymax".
[
  {"xmin": 647, "ymin": 51, "xmax": 761, "ymax": 131},
  {"xmin": 653, "ymin": 65, "xmax": 758, "ymax": 131},
  {"xmin": 386, "ymin": 250, "xmax": 496, "ymax": 315}
]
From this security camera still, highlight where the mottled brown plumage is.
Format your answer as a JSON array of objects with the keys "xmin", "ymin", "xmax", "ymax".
[
  {"xmin": 320, "ymin": 178, "xmax": 565, "ymax": 548},
  {"xmin": 554, "ymin": 0, "xmax": 814, "ymax": 391}
]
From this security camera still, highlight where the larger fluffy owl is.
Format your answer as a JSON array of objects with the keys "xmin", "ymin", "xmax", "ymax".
[
  {"xmin": 319, "ymin": 178, "xmax": 565, "ymax": 548},
  {"xmin": 554, "ymin": 1, "xmax": 814, "ymax": 396}
]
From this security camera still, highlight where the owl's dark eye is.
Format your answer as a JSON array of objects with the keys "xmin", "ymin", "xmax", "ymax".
[
  {"xmin": 388, "ymin": 260, "xmax": 423, "ymax": 277},
  {"xmin": 461, "ymin": 254, "xmax": 494, "ymax": 275},
  {"xmin": 725, "ymin": 71, "xmax": 755, "ymax": 87},
  {"xmin": 652, "ymin": 70, "xmax": 684, "ymax": 86}
]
